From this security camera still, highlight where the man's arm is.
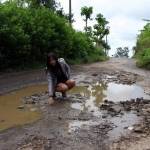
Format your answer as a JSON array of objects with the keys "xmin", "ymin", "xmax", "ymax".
[{"xmin": 47, "ymin": 72, "xmax": 55, "ymax": 97}]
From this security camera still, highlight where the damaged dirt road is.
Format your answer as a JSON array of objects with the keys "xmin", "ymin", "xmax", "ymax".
[{"xmin": 0, "ymin": 58, "xmax": 150, "ymax": 150}]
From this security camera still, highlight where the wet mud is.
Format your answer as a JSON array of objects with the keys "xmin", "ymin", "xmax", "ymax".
[{"xmin": 0, "ymin": 58, "xmax": 150, "ymax": 150}]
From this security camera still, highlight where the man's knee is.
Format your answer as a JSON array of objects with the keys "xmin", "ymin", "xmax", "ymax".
[
  {"xmin": 66, "ymin": 80, "xmax": 75, "ymax": 89},
  {"xmin": 56, "ymin": 83, "xmax": 68, "ymax": 92}
]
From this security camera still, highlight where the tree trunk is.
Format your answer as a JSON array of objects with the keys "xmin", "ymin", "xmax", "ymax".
[
  {"xmin": 69, "ymin": 0, "xmax": 72, "ymax": 24},
  {"xmin": 85, "ymin": 18, "xmax": 88, "ymax": 32}
]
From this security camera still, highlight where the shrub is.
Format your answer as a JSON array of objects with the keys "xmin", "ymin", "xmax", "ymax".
[
  {"xmin": 0, "ymin": 1, "xmax": 106, "ymax": 70},
  {"xmin": 136, "ymin": 48, "xmax": 150, "ymax": 69}
]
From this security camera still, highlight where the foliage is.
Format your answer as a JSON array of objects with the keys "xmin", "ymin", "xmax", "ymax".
[
  {"xmin": 114, "ymin": 47, "xmax": 129, "ymax": 58},
  {"xmin": 0, "ymin": 1, "xmax": 106, "ymax": 70},
  {"xmin": 136, "ymin": 49, "xmax": 150, "ymax": 69},
  {"xmin": 135, "ymin": 23, "xmax": 150, "ymax": 69},
  {"xmin": 29, "ymin": 0, "xmax": 57, "ymax": 10},
  {"xmin": 81, "ymin": 6, "xmax": 93, "ymax": 31},
  {"xmin": 93, "ymin": 14, "xmax": 109, "ymax": 49}
]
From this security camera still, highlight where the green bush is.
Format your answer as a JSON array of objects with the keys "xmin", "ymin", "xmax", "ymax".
[
  {"xmin": 135, "ymin": 23, "xmax": 150, "ymax": 69},
  {"xmin": 136, "ymin": 48, "xmax": 150, "ymax": 69},
  {"xmin": 0, "ymin": 1, "xmax": 105, "ymax": 70}
]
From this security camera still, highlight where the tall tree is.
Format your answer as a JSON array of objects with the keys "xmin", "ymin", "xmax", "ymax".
[
  {"xmin": 81, "ymin": 6, "xmax": 93, "ymax": 31},
  {"xmin": 93, "ymin": 13, "xmax": 110, "ymax": 53}
]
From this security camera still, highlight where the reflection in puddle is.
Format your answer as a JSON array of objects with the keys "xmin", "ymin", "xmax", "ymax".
[
  {"xmin": 70, "ymin": 82, "xmax": 150, "ymax": 112},
  {"xmin": 0, "ymin": 84, "xmax": 46, "ymax": 131},
  {"xmin": 70, "ymin": 82, "xmax": 107, "ymax": 116},
  {"xmin": 106, "ymin": 83, "xmax": 150, "ymax": 102},
  {"xmin": 71, "ymin": 103, "xmax": 84, "ymax": 111},
  {"xmin": 109, "ymin": 112, "xmax": 140, "ymax": 140},
  {"xmin": 69, "ymin": 82, "xmax": 150, "ymax": 132}
]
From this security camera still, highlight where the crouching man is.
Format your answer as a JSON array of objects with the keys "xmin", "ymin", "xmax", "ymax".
[{"xmin": 46, "ymin": 53, "xmax": 75, "ymax": 104}]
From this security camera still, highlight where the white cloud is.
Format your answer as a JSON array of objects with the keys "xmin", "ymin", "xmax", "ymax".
[{"xmin": 59, "ymin": 0, "xmax": 150, "ymax": 55}]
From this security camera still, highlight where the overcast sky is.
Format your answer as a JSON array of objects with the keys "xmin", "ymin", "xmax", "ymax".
[{"xmin": 59, "ymin": 0, "xmax": 149, "ymax": 56}]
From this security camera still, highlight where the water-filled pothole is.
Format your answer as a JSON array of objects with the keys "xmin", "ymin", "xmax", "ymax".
[
  {"xmin": 0, "ymin": 80, "xmax": 149, "ymax": 133},
  {"xmin": 70, "ymin": 82, "xmax": 150, "ymax": 103},
  {"xmin": 69, "ymin": 82, "xmax": 150, "ymax": 116},
  {"xmin": 68, "ymin": 82, "xmax": 150, "ymax": 133},
  {"xmin": 0, "ymin": 85, "xmax": 46, "ymax": 131}
]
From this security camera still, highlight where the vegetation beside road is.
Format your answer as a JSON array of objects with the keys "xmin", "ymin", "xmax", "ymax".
[
  {"xmin": 0, "ymin": 0, "xmax": 109, "ymax": 71},
  {"xmin": 135, "ymin": 23, "xmax": 150, "ymax": 69}
]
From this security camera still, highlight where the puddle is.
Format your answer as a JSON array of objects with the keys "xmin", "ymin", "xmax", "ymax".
[
  {"xmin": 70, "ymin": 82, "xmax": 150, "ymax": 106},
  {"xmin": 106, "ymin": 83, "xmax": 150, "ymax": 101},
  {"xmin": 1, "ymin": 78, "xmax": 149, "ymax": 135},
  {"xmin": 69, "ymin": 82, "xmax": 150, "ymax": 133},
  {"xmin": 69, "ymin": 83, "xmax": 107, "ymax": 116},
  {"xmin": 0, "ymin": 84, "xmax": 47, "ymax": 131},
  {"xmin": 71, "ymin": 103, "xmax": 84, "ymax": 111},
  {"xmin": 108, "ymin": 112, "xmax": 140, "ymax": 140}
]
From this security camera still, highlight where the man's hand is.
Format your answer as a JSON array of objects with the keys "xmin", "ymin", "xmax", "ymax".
[{"xmin": 48, "ymin": 97, "xmax": 55, "ymax": 105}]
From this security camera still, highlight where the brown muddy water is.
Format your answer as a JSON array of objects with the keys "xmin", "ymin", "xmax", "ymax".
[
  {"xmin": 0, "ymin": 82, "xmax": 150, "ymax": 132},
  {"xmin": 0, "ymin": 84, "xmax": 46, "ymax": 131}
]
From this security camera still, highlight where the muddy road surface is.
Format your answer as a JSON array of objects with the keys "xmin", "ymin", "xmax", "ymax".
[{"xmin": 0, "ymin": 58, "xmax": 150, "ymax": 150}]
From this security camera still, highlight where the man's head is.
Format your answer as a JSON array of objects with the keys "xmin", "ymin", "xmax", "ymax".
[{"xmin": 47, "ymin": 52, "xmax": 58, "ymax": 67}]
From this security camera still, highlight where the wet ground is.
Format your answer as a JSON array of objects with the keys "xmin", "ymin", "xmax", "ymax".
[{"xmin": 0, "ymin": 58, "xmax": 150, "ymax": 150}]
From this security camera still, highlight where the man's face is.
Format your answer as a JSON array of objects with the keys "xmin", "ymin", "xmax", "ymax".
[{"xmin": 49, "ymin": 58, "xmax": 56, "ymax": 66}]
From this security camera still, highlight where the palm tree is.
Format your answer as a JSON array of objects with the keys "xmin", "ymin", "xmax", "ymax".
[{"xmin": 81, "ymin": 6, "xmax": 93, "ymax": 31}]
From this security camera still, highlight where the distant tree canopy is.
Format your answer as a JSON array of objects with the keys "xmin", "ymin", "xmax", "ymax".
[
  {"xmin": 28, "ymin": 0, "xmax": 57, "ymax": 10},
  {"xmin": 114, "ymin": 47, "xmax": 129, "ymax": 58},
  {"xmin": 93, "ymin": 14, "xmax": 110, "ymax": 51},
  {"xmin": 81, "ymin": 6, "xmax": 93, "ymax": 31},
  {"xmin": 80, "ymin": 11, "xmax": 110, "ymax": 53},
  {"xmin": 135, "ymin": 23, "xmax": 150, "ymax": 69}
]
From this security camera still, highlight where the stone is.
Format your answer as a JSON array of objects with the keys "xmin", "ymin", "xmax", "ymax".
[
  {"xmin": 108, "ymin": 106, "xmax": 121, "ymax": 113},
  {"xmin": 133, "ymin": 126, "xmax": 143, "ymax": 133},
  {"xmin": 124, "ymin": 106, "xmax": 131, "ymax": 111},
  {"xmin": 142, "ymin": 108, "xmax": 150, "ymax": 115},
  {"xmin": 58, "ymin": 116, "xmax": 62, "ymax": 120},
  {"xmin": 30, "ymin": 108, "xmax": 38, "ymax": 112},
  {"xmin": 102, "ymin": 115, "xmax": 107, "ymax": 118},
  {"xmin": 92, "ymin": 73, "xmax": 98, "ymax": 76},
  {"xmin": 127, "ymin": 126, "xmax": 134, "ymax": 131},
  {"xmin": 136, "ymin": 98, "xmax": 142, "ymax": 103},
  {"xmin": 104, "ymin": 99, "xmax": 108, "ymax": 103},
  {"xmin": 100, "ymin": 104, "xmax": 109, "ymax": 110},
  {"xmin": 17, "ymin": 105, "xmax": 24, "ymax": 109}
]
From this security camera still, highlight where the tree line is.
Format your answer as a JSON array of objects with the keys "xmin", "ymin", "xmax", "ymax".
[{"xmin": 0, "ymin": 0, "xmax": 110, "ymax": 70}]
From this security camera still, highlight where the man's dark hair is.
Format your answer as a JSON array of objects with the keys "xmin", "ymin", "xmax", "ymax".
[{"xmin": 47, "ymin": 52, "xmax": 58, "ymax": 70}]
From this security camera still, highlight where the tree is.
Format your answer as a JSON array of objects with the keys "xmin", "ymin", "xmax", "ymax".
[
  {"xmin": 93, "ymin": 13, "xmax": 110, "ymax": 54},
  {"xmin": 81, "ymin": 6, "xmax": 93, "ymax": 32},
  {"xmin": 69, "ymin": 0, "xmax": 71, "ymax": 24},
  {"xmin": 134, "ymin": 22, "xmax": 150, "ymax": 69},
  {"xmin": 56, "ymin": 7, "xmax": 74, "ymax": 23},
  {"xmin": 29, "ymin": 0, "xmax": 57, "ymax": 10},
  {"xmin": 0, "ymin": 1, "xmax": 106, "ymax": 70},
  {"xmin": 86, "ymin": 26, "xmax": 93, "ymax": 38},
  {"xmin": 114, "ymin": 47, "xmax": 129, "ymax": 58}
]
